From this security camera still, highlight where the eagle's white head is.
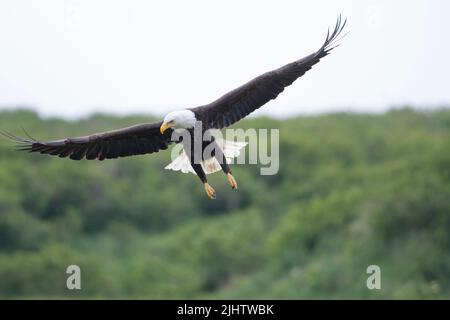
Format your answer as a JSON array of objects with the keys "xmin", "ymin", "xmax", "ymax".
[{"xmin": 160, "ymin": 110, "xmax": 197, "ymax": 134}]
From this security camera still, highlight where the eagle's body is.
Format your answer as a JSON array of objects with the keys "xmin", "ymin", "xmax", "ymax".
[{"xmin": 1, "ymin": 16, "xmax": 347, "ymax": 199}]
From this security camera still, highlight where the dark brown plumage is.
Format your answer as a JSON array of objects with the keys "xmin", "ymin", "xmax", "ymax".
[
  {"xmin": 191, "ymin": 15, "xmax": 347, "ymax": 129},
  {"xmin": 1, "ymin": 16, "xmax": 347, "ymax": 164},
  {"xmin": 0, "ymin": 122, "xmax": 174, "ymax": 161}
]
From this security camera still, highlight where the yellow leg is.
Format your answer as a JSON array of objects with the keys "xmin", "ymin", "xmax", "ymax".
[
  {"xmin": 227, "ymin": 173, "xmax": 238, "ymax": 190},
  {"xmin": 204, "ymin": 182, "xmax": 216, "ymax": 199}
]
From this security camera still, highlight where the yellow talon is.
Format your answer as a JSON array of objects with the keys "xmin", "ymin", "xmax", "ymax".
[
  {"xmin": 227, "ymin": 173, "xmax": 238, "ymax": 190},
  {"xmin": 204, "ymin": 183, "xmax": 216, "ymax": 199}
]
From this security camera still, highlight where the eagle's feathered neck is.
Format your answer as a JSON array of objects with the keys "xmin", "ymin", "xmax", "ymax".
[{"xmin": 163, "ymin": 109, "xmax": 197, "ymax": 129}]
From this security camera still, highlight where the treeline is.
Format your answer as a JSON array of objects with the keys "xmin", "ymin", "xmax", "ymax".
[{"xmin": 0, "ymin": 108, "xmax": 449, "ymax": 298}]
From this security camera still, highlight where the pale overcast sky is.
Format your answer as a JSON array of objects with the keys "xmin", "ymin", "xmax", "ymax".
[{"xmin": 0, "ymin": 0, "xmax": 449, "ymax": 119}]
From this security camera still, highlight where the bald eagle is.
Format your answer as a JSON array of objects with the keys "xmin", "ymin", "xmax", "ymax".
[{"xmin": 1, "ymin": 16, "xmax": 347, "ymax": 199}]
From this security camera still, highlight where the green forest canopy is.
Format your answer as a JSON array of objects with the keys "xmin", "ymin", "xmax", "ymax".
[{"xmin": 0, "ymin": 108, "xmax": 449, "ymax": 299}]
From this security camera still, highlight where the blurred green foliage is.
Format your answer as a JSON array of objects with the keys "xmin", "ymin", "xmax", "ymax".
[{"xmin": 0, "ymin": 108, "xmax": 449, "ymax": 299}]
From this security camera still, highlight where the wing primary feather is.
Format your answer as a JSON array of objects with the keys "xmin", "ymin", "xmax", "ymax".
[
  {"xmin": 58, "ymin": 146, "xmax": 74, "ymax": 158},
  {"xmin": 86, "ymin": 143, "xmax": 101, "ymax": 160},
  {"xmin": 21, "ymin": 127, "xmax": 37, "ymax": 142},
  {"xmin": 1, "ymin": 121, "xmax": 175, "ymax": 160},
  {"xmin": 0, "ymin": 129, "xmax": 31, "ymax": 143},
  {"xmin": 190, "ymin": 15, "xmax": 347, "ymax": 130}
]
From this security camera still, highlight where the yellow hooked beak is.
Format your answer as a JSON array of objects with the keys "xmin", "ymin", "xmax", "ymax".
[{"xmin": 160, "ymin": 122, "xmax": 172, "ymax": 134}]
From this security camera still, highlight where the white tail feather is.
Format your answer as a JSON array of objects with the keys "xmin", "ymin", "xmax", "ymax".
[{"xmin": 164, "ymin": 138, "xmax": 247, "ymax": 175}]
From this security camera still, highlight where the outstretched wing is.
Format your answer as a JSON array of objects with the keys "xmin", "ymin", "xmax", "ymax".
[
  {"xmin": 191, "ymin": 15, "xmax": 347, "ymax": 129},
  {"xmin": 0, "ymin": 122, "xmax": 174, "ymax": 160}
]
